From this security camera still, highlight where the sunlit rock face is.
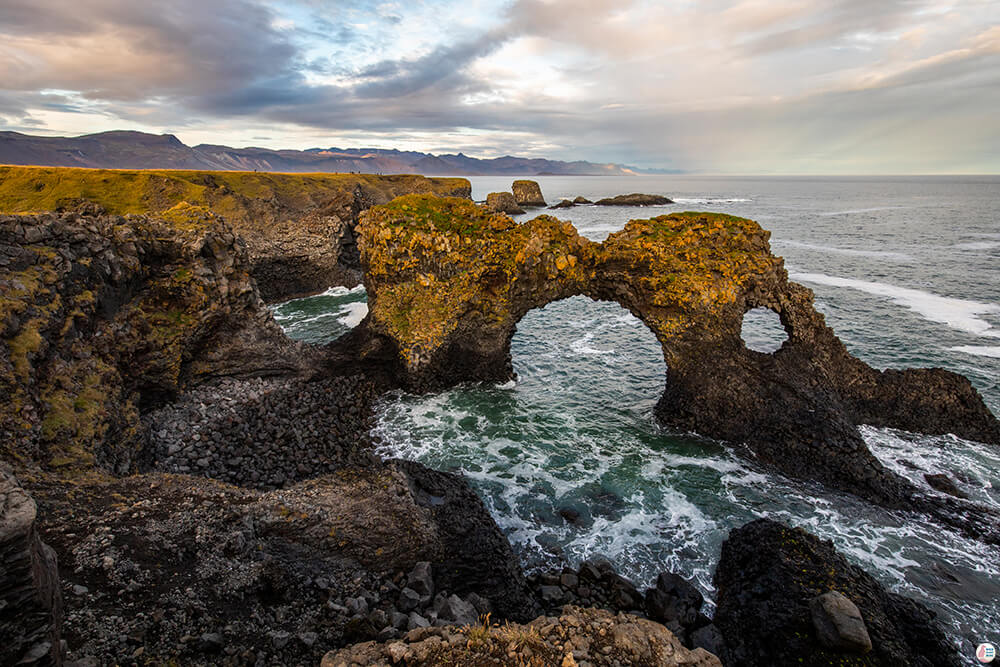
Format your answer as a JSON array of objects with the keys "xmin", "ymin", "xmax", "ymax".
[{"xmin": 355, "ymin": 195, "xmax": 1000, "ymax": 525}]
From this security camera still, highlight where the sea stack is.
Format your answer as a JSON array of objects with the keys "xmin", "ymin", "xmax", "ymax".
[
  {"xmin": 485, "ymin": 192, "xmax": 525, "ymax": 214},
  {"xmin": 512, "ymin": 180, "xmax": 547, "ymax": 207}
]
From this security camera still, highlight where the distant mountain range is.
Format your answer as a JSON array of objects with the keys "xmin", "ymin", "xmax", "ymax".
[{"xmin": 0, "ymin": 130, "xmax": 678, "ymax": 176}]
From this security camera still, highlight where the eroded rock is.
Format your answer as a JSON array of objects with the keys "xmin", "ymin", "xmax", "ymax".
[
  {"xmin": 0, "ymin": 468, "xmax": 63, "ymax": 666},
  {"xmin": 512, "ymin": 180, "xmax": 547, "ymax": 207},
  {"xmin": 485, "ymin": 192, "xmax": 525, "ymax": 215},
  {"xmin": 354, "ymin": 195, "xmax": 1000, "ymax": 524}
]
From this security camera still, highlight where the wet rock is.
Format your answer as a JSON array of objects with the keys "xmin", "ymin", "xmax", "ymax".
[
  {"xmin": 594, "ymin": 193, "xmax": 673, "ymax": 206},
  {"xmin": 512, "ymin": 180, "xmax": 547, "ymax": 207},
  {"xmin": 645, "ymin": 572, "xmax": 703, "ymax": 628},
  {"xmin": 810, "ymin": 591, "xmax": 872, "ymax": 654},
  {"xmin": 714, "ymin": 519, "xmax": 960, "ymax": 666},
  {"xmin": 924, "ymin": 473, "xmax": 968, "ymax": 499},
  {"xmin": 550, "ymin": 199, "xmax": 576, "ymax": 209}
]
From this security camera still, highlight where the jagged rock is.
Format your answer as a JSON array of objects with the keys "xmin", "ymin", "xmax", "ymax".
[
  {"xmin": 485, "ymin": 192, "xmax": 525, "ymax": 215},
  {"xmin": 714, "ymin": 519, "xmax": 959, "ymax": 667},
  {"xmin": 320, "ymin": 606, "xmax": 722, "ymax": 666},
  {"xmin": 407, "ymin": 561, "xmax": 434, "ymax": 597},
  {"xmin": 0, "ymin": 468, "xmax": 63, "ymax": 666},
  {"xmin": 594, "ymin": 193, "xmax": 673, "ymax": 206},
  {"xmin": 512, "ymin": 180, "xmax": 546, "ymax": 207},
  {"xmin": 0, "ymin": 209, "xmax": 314, "ymax": 472},
  {"xmin": 354, "ymin": 195, "xmax": 1000, "ymax": 525},
  {"xmin": 810, "ymin": 591, "xmax": 872, "ymax": 654},
  {"xmin": 0, "ymin": 166, "xmax": 471, "ymax": 302},
  {"xmin": 645, "ymin": 572, "xmax": 703, "ymax": 628},
  {"xmin": 436, "ymin": 595, "xmax": 478, "ymax": 625}
]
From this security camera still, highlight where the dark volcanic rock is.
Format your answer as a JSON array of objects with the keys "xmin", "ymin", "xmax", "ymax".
[
  {"xmin": 0, "ymin": 468, "xmax": 63, "ymax": 666},
  {"xmin": 27, "ymin": 460, "xmax": 536, "ymax": 665},
  {"xmin": 549, "ymin": 199, "xmax": 576, "ymax": 209},
  {"xmin": 511, "ymin": 180, "xmax": 546, "ymax": 207},
  {"xmin": 573, "ymin": 196, "xmax": 593, "ymax": 204},
  {"xmin": 714, "ymin": 519, "xmax": 960, "ymax": 667},
  {"xmin": 595, "ymin": 193, "xmax": 673, "ymax": 206},
  {"xmin": 484, "ymin": 192, "xmax": 525, "ymax": 215}
]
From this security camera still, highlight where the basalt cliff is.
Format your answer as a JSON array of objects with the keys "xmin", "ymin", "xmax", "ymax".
[{"xmin": 1, "ymin": 171, "xmax": 996, "ymax": 665}]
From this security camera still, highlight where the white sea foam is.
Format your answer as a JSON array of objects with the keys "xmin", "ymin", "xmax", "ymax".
[
  {"xmin": 774, "ymin": 239, "xmax": 913, "ymax": 261},
  {"xmin": 320, "ymin": 284, "xmax": 366, "ymax": 297},
  {"xmin": 570, "ymin": 333, "xmax": 615, "ymax": 356},
  {"xmin": 338, "ymin": 302, "xmax": 368, "ymax": 327},
  {"xmin": 950, "ymin": 345, "xmax": 1000, "ymax": 358},
  {"xmin": 790, "ymin": 272, "xmax": 1000, "ymax": 338},
  {"xmin": 817, "ymin": 206, "xmax": 907, "ymax": 216},
  {"xmin": 672, "ymin": 197, "xmax": 751, "ymax": 204},
  {"xmin": 952, "ymin": 241, "xmax": 1000, "ymax": 251}
]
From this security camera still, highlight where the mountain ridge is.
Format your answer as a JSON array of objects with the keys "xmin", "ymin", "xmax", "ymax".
[{"xmin": 0, "ymin": 130, "xmax": 680, "ymax": 176}]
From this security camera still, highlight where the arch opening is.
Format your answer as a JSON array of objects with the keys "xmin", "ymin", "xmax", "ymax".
[{"xmin": 740, "ymin": 307, "xmax": 788, "ymax": 354}]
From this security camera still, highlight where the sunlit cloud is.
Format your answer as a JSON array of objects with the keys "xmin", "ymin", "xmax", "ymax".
[{"xmin": 0, "ymin": 0, "xmax": 997, "ymax": 172}]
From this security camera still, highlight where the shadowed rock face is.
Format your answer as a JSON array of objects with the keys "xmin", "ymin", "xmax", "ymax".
[
  {"xmin": 355, "ymin": 195, "xmax": 1000, "ymax": 520},
  {"xmin": 714, "ymin": 519, "xmax": 960, "ymax": 667}
]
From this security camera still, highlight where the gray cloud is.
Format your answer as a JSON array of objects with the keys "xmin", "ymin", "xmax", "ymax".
[{"xmin": 0, "ymin": 0, "xmax": 997, "ymax": 171}]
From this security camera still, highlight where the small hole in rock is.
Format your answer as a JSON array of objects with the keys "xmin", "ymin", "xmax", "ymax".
[{"xmin": 741, "ymin": 307, "xmax": 788, "ymax": 353}]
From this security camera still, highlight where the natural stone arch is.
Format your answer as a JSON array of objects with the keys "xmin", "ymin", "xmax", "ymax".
[{"xmin": 350, "ymin": 195, "xmax": 1000, "ymax": 528}]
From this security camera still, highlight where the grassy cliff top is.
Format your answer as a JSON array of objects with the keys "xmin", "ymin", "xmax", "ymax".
[{"xmin": 0, "ymin": 165, "xmax": 469, "ymax": 227}]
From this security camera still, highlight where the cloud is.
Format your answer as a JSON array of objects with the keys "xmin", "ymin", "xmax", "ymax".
[{"xmin": 0, "ymin": 0, "xmax": 997, "ymax": 171}]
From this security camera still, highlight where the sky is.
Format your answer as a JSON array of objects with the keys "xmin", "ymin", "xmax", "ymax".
[{"xmin": 0, "ymin": 0, "xmax": 998, "ymax": 173}]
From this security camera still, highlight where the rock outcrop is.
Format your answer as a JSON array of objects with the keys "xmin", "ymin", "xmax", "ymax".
[
  {"xmin": 321, "ymin": 606, "xmax": 722, "ymax": 667},
  {"xmin": 714, "ymin": 519, "xmax": 959, "ymax": 666},
  {"xmin": 549, "ymin": 199, "xmax": 576, "ymax": 209},
  {"xmin": 354, "ymin": 195, "xmax": 1000, "ymax": 524},
  {"xmin": 512, "ymin": 180, "xmax": 547, "ymax": 207},
  {"xmin": 0, "ymin": 208, "xmax": 306, "ymax": 472},
  {"xmin": 595, "ymin": 193, "xmax": 673, "ymax": 206},
  {"xmin": 485, "ymin": 192, "xmax": 525, "ymax": 215},
  {"xmin": 1, "ymin": 468, "xmax": 63, "ymax": 666},
  {"xmin": 27, "ymin": 462, "xmax": 536, "ymax": 665},
  {"xmin": 0, "ymin": 166, "xmax": 470, "ymax": 302}
]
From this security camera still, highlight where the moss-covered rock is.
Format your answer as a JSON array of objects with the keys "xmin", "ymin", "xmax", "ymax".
[
  {"xmin": 355, "ymin": 195, "xmax": 1000, "ymax": 536},
  {"xmin": 0, "ymin": 166, "xmax": 471, "ymax": 301},
  {"xmin": 0, "ymin": 208, "xmax": 308, "ymax": 473}
]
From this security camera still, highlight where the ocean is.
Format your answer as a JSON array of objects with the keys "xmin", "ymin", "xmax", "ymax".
[{"xmin": 271, "ymin": 175, "xmax": 1000, "ymax": 658}]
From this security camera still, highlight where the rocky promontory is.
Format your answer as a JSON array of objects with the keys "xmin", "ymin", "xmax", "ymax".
[
  {"xmin": 512, "ymin": 180, "xmax": 547, "ymax": 207},
  {"xmin": 0, "ymin": 166, "xmax": 470, "ymax": 302}
]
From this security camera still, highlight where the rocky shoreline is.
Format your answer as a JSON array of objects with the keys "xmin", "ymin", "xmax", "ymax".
[{"xmin": 2, "ymin": 172, "xmax": 995, "ymax": 665}]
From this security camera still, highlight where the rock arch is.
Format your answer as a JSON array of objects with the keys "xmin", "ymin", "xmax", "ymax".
[{"xmin": 351, "ymin": 195, "xmax": 1000, "ymax": 521}]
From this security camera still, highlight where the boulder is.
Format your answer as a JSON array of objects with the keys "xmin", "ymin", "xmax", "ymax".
[
  {"xmin": 713, "ymin": 519, "xmax": 960, "ymax": 666},
  {"xmin": 595, "ymin": 193, "xmax": 673, "ymax": 206},
  {"xmin": 485, "ymin": 192, "xmax": 525, "ymax": 214},
  {"xmin": 512, "ymin": 180, "xmax": 547, "ymax": 207},
  {"xmin": 0, "ymin": 468, "xmax": 63, "ymax": 666},
  {"xmin": 810, "ymin": 591, "xmax": 872, "ymax": 654}
]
